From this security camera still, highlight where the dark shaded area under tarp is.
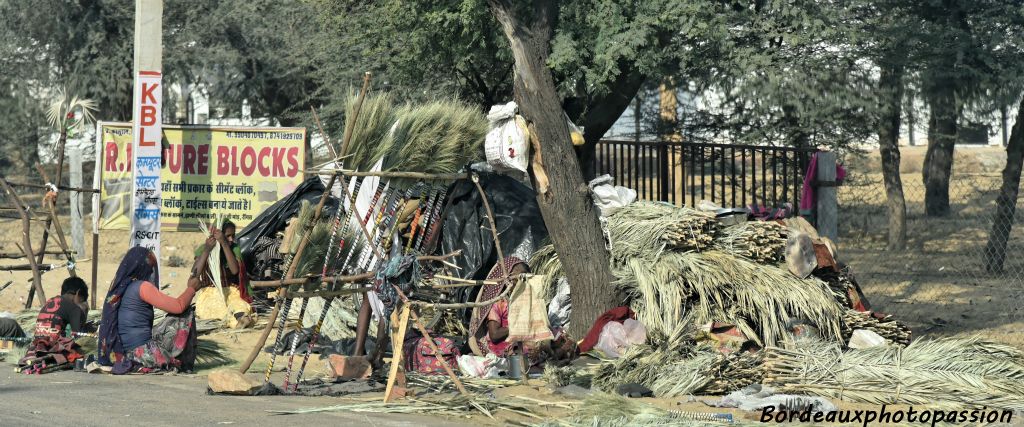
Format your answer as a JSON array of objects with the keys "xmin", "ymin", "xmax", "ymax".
[
  {"xmin": 438, "ymin": 172, "xmax": 548, "ymax": 316},
  {"xmin": 235, "ymin": 177, "xmax": 340, "ymax": 275}
]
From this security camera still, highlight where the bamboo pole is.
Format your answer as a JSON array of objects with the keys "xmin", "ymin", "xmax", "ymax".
[
  {"xmin": 307, "ymin": 170, "xmax": 470, "ymax": 181},
  {"xmin": 239, "ymin": 72, "xmax": 373, "ymax": 375},
  {"xmin": 0, "ymin": 178, "xmax": 45, "ymax": 305},
  {"xmin": 392, "ymin": 286, "xmax": 469, "ymax": 396}
]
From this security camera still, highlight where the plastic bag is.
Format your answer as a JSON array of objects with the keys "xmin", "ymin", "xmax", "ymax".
[
  {"xmin": 565, "ymin": 114, "xmax": 585, "ymax": 147},
  {"xmin": 594, "ymin": 318, "xmax": 647, "ymax": 358},
  {"xmin": 588, "ymin": 175, "xmax": 637, "ymax": 217},
  {"xmin": 485, "ymin": 102, "xmax": 530, "ymax": 173}
]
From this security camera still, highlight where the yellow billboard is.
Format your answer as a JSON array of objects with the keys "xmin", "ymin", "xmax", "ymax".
[{"xmin": 95, "ymin": 122, "xmax": 306, "ymax": 230}]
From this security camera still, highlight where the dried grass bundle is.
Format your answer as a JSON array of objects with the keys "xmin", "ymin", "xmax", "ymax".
[
  {"xmin": 528, "ymin": 242, "xmax": 563, "ymax": 302},
  {"xmin": 713, "ymin": 221, "xmax": 787, "ymax": 264},
  {"xmin": 592, "ymin": 323, "xmax": 694, "ymax": 392},
  {"xmin": 616, "ymin": 250, "xmax": 843, "ymax": 346},
  {"xmin": 543, "ymin": 365, "xmax": 594, "ymax": 389},
  {"xmin": 384, "ymin": 99, "xmax": 487, "ymax": 174},
  {"xmin": 342, "ymin": 92, "xmax": 397, "ymax": 171},
  {"xmin": 840, "ymin": 309, "xmax": 912, "ymax": 346},
  {"xmin": 763, "ymin": 337, "xmax": 1024, "ymax": 411},
  {"xmin": 606, "ymin": 202, "xmax": 718, "ymax": 261}
]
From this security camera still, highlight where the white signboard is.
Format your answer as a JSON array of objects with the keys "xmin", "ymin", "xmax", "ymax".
[{"xmin": 129, "ymin": 70, "xmax": 163, "ymax": 260}]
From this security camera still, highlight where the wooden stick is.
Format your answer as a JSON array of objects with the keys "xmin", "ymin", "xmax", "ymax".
[
  {"xmin": 383, "ymin": 304, "xmax": 411, "ymax": 403},
  {"xmin": 0, "ymin": 178, "xmax": 45, "ymax": 306},
  {"xmin": 238, "ymin": 296, "xmax": 283, "ymax": 374},
  {"xmin": 308, "ymin": 170, "xmax": 470, "ymax": 181},
  {"xmin": 286, "ymin": 287, "xmax": 371, "ymax": 299},
  {"xmin": 310, "ymin": 105, "xmax": 338, "ymax": 160},
  {"xmin": 240, "ymin": 72, "xmax": 373, "ymax": 375},
  {"xmin": 250, "ymin": 271, "xmax": 376, "ymax": 289},
  {"xmin": 392, "ymin": 286, "xmax": 469, "ymax": 396}
]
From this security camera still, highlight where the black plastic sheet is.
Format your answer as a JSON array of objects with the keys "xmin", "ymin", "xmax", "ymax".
[
  {"xmin": 236, "ymin": 177, "xmax": 340, "ymax": 273},
  {"xmin": 438, "ymin": 172, "xmax": 548, "ymax": 312}
]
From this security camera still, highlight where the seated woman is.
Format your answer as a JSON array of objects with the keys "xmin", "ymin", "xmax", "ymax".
[
  {"xmin": 469, "ymin": 258, "xmax": 577, "ymax": 369},
  {"xmin": 193, "ymin": 221, "xmax": 254, "ymax": 329},
  {"xmin": 98, "ymin": 242, "xmax": 212, "ymax": 374}
]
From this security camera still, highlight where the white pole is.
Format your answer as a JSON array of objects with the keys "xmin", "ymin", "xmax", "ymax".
[
  {"xmin": 129, "ymin": 0, "xmax": 164, "ymax": 267},
  {"xmin": 69, "ymin": 146, "xmax": 86, "ymax": 258}
]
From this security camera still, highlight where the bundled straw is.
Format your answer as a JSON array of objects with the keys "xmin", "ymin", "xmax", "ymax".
[
  {"xmin": 606, "ymin": 202, "xmax": 718, "ymax": 261},
  {"xmin": 384, "ymin": 99, "xmax": 487, "ymax": 175},
  {"xmin": 615, "ymin": 250, "xmax": 843, "ymax": 345},
  {"xmin": 763, "ymin": 337, "xmax": 1024, "ymax": 411},
  {"xmin": 543, "ymin": 365, "xmax": 594, "ymax": 389},
  {"xmin": 840, "ymin": 309, "xmax": 912, "ymax": 346},
  {"xmin": 286, "ymin": 201, "xmax": 362, "ymax": 280},
  {"xmin": 342, "ymin": 92, "xmax": 397, "ymax": 171},
  {"xmin": 713, "ymin": 221, "xmax": 787, "ymax": 264},
  {"xmin": 198, "ymin": 215, "xmax": 225, "ymax": 295},
  {"xmin": 528, "ymin": 242, "xmax": 563, "ymax": 302}
]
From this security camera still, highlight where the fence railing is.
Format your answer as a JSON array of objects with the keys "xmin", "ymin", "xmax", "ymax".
[{"xmin": 593, "ymin": 140, "xmax": 817, "ymax": 208}]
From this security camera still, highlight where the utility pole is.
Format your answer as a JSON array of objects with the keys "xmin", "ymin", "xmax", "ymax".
[{"xmin": 129, "ymin": 0, "xmax": 164, "ymax": 265}]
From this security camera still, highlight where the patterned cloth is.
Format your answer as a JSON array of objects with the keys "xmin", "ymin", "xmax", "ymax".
[
  {"xmin": 469, "ymin": 256, "xmax": 526, "ymax": 346},
  {"xmin": 506, "ymin": 274, "xmax": 553, "ymax": 343},
  {"xmin": 99, "ymin": 247, "xmax": 158, "ymax": 373},
  {"xmin": 123, "ymin": 308, "xmax": 197, "ymax": 374}
]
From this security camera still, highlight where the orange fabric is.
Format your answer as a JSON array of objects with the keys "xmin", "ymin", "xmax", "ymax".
[{"xmin": 138, "ymin": 282, "xmax": 195, "ymax": 314}]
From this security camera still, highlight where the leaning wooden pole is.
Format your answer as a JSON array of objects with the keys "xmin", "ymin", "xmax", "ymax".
[
  {"xmin": 26, "ymin": 128, "xmax": 68, "ymax": 308},
  {"xmin": 0, "ymin": 178, "xmax": 46, "ymax": 306},
  {"xmin": 239, "ymin": 72, "xmax": 373, "ymax": 375}
]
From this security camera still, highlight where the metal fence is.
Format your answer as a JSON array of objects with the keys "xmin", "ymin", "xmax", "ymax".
[
  {"xmin": 839, "ymin": 173, "xmax": 1024, "ymax": 345},
  {"xmin": 593, "ymin": 140, "xmax": 816, "ymax": 209}
]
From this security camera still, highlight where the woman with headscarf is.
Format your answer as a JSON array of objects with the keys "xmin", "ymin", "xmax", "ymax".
[
  {"xmin": 98, "ymin": 242, "xmax": 212, "ymax": 374},
  {"xmin": 468, "ymin": 257, "xmax": 577, "ymax": 370}
]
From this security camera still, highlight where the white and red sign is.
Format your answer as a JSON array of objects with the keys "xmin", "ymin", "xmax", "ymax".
[{"xmin": 129, "ymin": 70, "xmax": 163, "ymax": 260}]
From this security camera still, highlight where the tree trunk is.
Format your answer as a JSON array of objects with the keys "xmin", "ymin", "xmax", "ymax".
[
  {"xmin": 984, "ymin": 96, "xmax": 1024, "ymax": 272},
  {"xmin": 571, "ymin": 68, "xmax": 647, "ymax": 181},
  {"xmin": 877, "ymin": 62, "xmax": 907, "ymax": 250},
  {"xmin": 488, "ymin": 0, "xmax": 617, "ymax": 338},
  {"xmin": 923, "ymin": 84, "xmax": 957, "ymax": 217}
]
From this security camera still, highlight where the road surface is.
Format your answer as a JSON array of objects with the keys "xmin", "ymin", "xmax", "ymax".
[{"xmin": 0, "ymin": 370, "xmax": 468, "ymax": 427}]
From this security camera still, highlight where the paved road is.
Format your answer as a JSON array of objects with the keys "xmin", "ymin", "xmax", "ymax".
[{"xmin": 0, "ymin": 370, "xmax": 465, "ymax": 427}]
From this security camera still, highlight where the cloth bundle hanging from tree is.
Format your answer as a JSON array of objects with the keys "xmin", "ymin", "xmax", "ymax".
[{"xmin": 763, "ymin": 337, "xmax": 1024, "ymax": 411}]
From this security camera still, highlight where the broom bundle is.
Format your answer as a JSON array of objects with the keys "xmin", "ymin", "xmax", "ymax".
[
  {"xmin": 713, "ymin": 221, "xmax": 787, "ymax": 264},
  {"xmin": 287, "ymin": 201, "xmax": 362, "ymax": 280},
  {"xmin": 763, "ymin": 337, "xmax": 1024, "ymax": 411},
  {"xmin": 384, "ymin": 99, "xmax": 487, "ymax": 176},
  {"xmin": 342, "ymin": 92, "xmax": 397, "ymax": 171},
  {"xmin": 649, "ymin": 349, "xmax": 765, "ymax": 397},
  {"xmin": 606, "ymin": 202, "xmax": 718, "ymax": 261},
  {"xmin": 840, "ymin": 309, "xmax": 911, "ymax": 346}
]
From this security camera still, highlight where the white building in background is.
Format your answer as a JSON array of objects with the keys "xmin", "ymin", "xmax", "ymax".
[{"xmin": 605, "ymin": 87, "xmax": 1018, "ymax": 148}]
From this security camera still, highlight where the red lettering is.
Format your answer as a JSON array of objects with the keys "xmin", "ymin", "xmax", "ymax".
[
  {"xmin": 217, "ymin": 146, "xmax": 230, "ymax": 175},
  {"xmin": 197, "ymin": 144, "xmax": 209, "ymax": 175},
  {"xmin": 141, "ymin": 82, "xmax": 159, "ymax": 104},
  {"xmin": 240, "ymin": 146, "xmax": 257, "ymax": 176},
  {"xmin": 105, "ymin": 142, "xmax": 119, "ymax": 172},
  {"xmin": 166, "ymin": 144, "xmax": 181, "ymax": 174},
  {"xmin": 183, "ymin": 144, "xmax": 197, "ymax": 175},
  {"xmin": 271, "ymin": 147, "xmax": 286, "ymax": 176},
  {"xmin": 139, "ymin": 127, "xmax": 157, "ymax": 147},
  {"xmin": 286, "ymin": 147, "xmax": 299, "ymax": 177},
  {"xmin": 125, "ymin": 145, "xmax": 133, "ymax": 171},
  {"xmin": 257, "ymin": 147, "xmax": 272, "ymax": 177},
  {"xmin": 140, "ymin": 105, "xmax": 157, "ymax": 126}
]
